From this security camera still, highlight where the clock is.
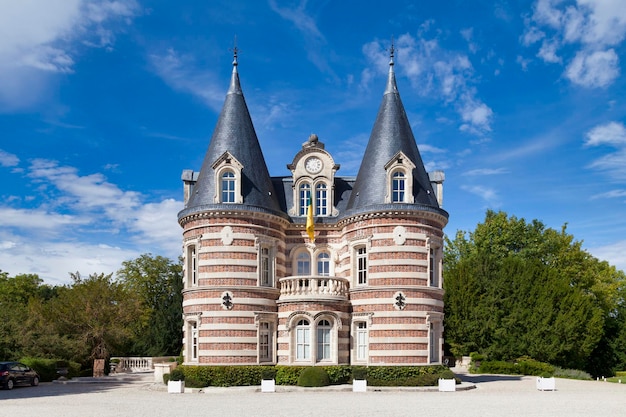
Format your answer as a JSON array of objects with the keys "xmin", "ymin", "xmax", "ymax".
[{"xmin": 305, "ymin": 157, "xmax": 323, "ymax": 174}]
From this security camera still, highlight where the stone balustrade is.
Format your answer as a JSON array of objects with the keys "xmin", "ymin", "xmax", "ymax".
[
  {"xmin": 278, "ymin": 275, "xmax": 349, "ymax": 300},
  {"xmin": 111, "ymin": 357, "xmax": 153, "ymax": 373}
]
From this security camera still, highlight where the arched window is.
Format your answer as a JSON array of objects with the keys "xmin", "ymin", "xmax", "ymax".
[
  {"xmin": 315, "ymin": 183, "xmax": 327, "ymax": 216},
  {"xmin": 221, "ymin": 170, "xmax": 236, "ymax": 203},
  {"xmin": 296, "ymin": 319, "xmax": 310, "ymax": 360},
  {"xmin": 316, "ymin": 319, "xmax": 332, "ymax": 361},
  {"xmin": 392, "ymin": 170, "xmax": 406, "ymax": 202},
  {"xmin": 317, "ymin": 252, "xmax": 330, "ymax": 276},
  {"xmin": 296, "ymin": 252, "xmax": 310, "ymax": 276},
  {"xmin": 299, "ymin": 183, "xmax": 311, "ymax": 216}
]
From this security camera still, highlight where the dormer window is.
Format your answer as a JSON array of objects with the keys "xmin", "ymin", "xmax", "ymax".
[
  {"xmin": 384, "ymin": 151, "xmax": 415, "ymax": 204},
  {"xmin": 221, "ymin": 170, "xmax": 236, "ymax": 203},
  {"xmin": 391, "ymin": 170, "xmax": 406, "ymax": 202},
  {"xmin": 212, "ymin": 152, "xmax": 244, "ymax": 204}
]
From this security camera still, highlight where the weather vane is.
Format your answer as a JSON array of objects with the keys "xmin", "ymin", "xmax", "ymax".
[{"xmin": 230, "ymin": 35, "xmax": 239, "ymax": 65}]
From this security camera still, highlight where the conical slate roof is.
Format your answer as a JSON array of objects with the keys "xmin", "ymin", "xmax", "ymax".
[
  {"xmin": 182, "ymin": 54, "xmax": 283, "ymax": 216},
  {"xmin": 346, "ymin": 50, "xmax": 440, "ymax": 212}
]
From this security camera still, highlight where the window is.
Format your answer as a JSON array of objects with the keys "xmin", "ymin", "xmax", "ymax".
[
  {"xmin": 429, "ymin": 322, "xmax": 439, "ymax": 363},
  {"xmin": 221, "ymin": 170, "xmax": 236, "ymax": 203},
  {"xmin": 186, "ymin": 244, "xmax": 198, "ymax": 287},
  {"xmin": 260, "ymin": 247, "xmax": 272, "ymax": 286},
  {"xmin": 316, "ymin": 319, "xmax": 331, "ymax": 361},
  {"xmin": 356, "ymin": 322, "xmax": 368, "ymax": 361},
  {"xmin": 429, "ymin": 245, "xmax": 440, "ymax": 287},
  {"xmin": 356, "ymin": 247, "xmax": 367, "ymax": 285},
  {"xmin": 315, "ymin": 183, "xmax": 327, "ymax": 216},
  {"xmin": 190, "ymin": 321, "xmax": 198, "ymax": 361},
  {"xmin": 296, "ymin": 252, "xmax": 310, "ymax": 276},
  {"xmin": 317, "ymin": 252, "xmax": 330, "ymax": 276},
  {"xmin": 392, "ymin": 171, "xmax": 406, "ymax": 202},
  {"xmin": 259, "ymin": 322, "xmax": 272, "ymax": 362},
  {"xmin": 296, "ymin": 319, "xmax": 310, "ymax": 360},
  {"xmin": 299, "ymin": 183, "xmax": 311, "ymax": 216}
]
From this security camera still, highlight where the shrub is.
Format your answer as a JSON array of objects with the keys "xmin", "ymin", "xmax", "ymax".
[
  {"xmin": 366, "ymin": 365, "xmax": 449, "ymax": 386},
  {"xmin": 552, "ymin": 367, "xmax": 592, "ymax": 380},
  {"xmin": 20, "ymin": 357, "xmax": 81, "ymax": 382},
  {"xmin": 477, "ymin": 358, "xmax": 554, "ymax": 377},
  {"xmin": 351, "ymin": 366, "xmax": 368, "ymax": 381},
  {"xmin": 169, "ymin": 368, "xmax": 185, "ymax": 381},
  {"xmin": 276, "ymin": 366, "xmax": 305, "ymax": 385},
  {"xmin": 616, "ymin": 371, "xmax": 626, "ymax": 377},
  {"xmin": 260, "ymin": 366, "xmax": 277, "ymax": 380},
  {"xmin": 163, "ymin": 374, "xmax": 170, "ymax": 384},
  {"xmin": 321, "ymin": 366, "xmax": 351, "ymax": 384},
  {"xmin": 297, "ymin": 367, "xmax": 330, "ymax": 387}
]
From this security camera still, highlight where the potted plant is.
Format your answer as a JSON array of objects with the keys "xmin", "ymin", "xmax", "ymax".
[
  {"xmin": 352, "ymin": 366, "xmax": 367, "ymax": 392},
  {"xmin": 167, "ymin": 368, "xmax": 185, "ymax": 394},
  {"xmin": 260, "ymin": 367, "xmax": 276, "ymax": 393}
]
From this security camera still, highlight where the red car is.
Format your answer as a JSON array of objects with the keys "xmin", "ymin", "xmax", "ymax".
[{"xmin": 0, "ymin": 362, "xmax": 40, "ymax": 390}]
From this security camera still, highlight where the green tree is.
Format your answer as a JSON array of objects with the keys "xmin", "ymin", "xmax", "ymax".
[
  {"xmin": 444, "ymin": 210, "xmax": 625, "ymax": 374},
  {"xmin": 36, "ymin": 273, "xmax": 142, "ymax": 365},
  {"xmin": 0, "ymin": 272, "xmax": 54, "ymax": 360},
  {"xmin": 116, "ymin": 254, "xmax": 183, "ymax": 356}
]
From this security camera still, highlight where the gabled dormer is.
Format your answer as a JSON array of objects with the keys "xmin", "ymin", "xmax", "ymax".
[
  {"xmin": 287, "ymin": 134, "xmax": 340, "ymax": 217},
  {"xmin": 212, "ymin": 151, "xmax": 244, "ymax": 204},
  {"xmin": 384, "ymin": 151, "xmax": 416, "ymax": 204}
]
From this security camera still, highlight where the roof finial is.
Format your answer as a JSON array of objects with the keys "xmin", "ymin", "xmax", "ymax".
[
  {"xmin": 389, "ymin": 36, "xmax": 395, "ymax": 67},
  {"xmin": 231, "ymin": 35, "xmax": 239, "ymax": 67}
]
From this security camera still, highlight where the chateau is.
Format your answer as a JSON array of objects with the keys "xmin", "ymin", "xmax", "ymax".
[{"xmin": 177, "ymin": 47, "xmax": 449, "ymax": 366}]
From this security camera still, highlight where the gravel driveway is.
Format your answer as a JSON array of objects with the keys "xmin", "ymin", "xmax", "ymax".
[{"xmin": 2, "ymin": 371, "xmax": 624, "ymax": 417}]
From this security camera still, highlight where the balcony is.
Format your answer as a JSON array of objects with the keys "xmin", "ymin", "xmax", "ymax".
[{"xmin": 278, "ymin": 275, "xmax": 350, "ymax": 301}]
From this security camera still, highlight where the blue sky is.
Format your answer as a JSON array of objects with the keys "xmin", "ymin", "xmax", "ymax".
[{"xmin": 1, "ymin": 0, "xmax": 626, "ymax": 285}]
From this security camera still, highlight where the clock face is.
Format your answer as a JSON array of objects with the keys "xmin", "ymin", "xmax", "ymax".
[{"xmin": 305, "ymin": 157, "xmax": 323, "ymax": 173}]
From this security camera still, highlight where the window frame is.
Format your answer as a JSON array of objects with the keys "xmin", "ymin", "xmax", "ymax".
[
  {"xmin": 316, "ymin": 319, "xmax": 332, "ymax": 361},
  {"xmin": 356, "ymin": 246, "xmax": 367, "ymax": 285},
  {"xmin": 220, "ymin": 170, "xmax": 236, "ymax": 203},
  {"xmin": 355, "ymin": 321, "xmax": 368, "ymax": 362},
  {"xmin": 315, "ymin": 182, "xmax": 328, "ymax": 216},
  {"xmin": 316, "ymin": 251, "xmax": 330, "ymax": 276},
  {"xmin": 295, "ymin": 319, "xmax": 311, "ymax": 361}
]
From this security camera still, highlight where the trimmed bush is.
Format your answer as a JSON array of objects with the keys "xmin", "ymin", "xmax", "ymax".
[
  {"xmin": 260, "ymin": 366, "xmax": 277, "ymax": 380},
  {"xmin": 276, "ymin": 366, "xmax": 305, "ymax": 385},
  {"xmin": 321, "ymin": 366, "xmax": 351, "ymax": 384},
  {"xmin": 169, "ymin": 368, "xmax": 185, "ymax": 381},
  {"xmin": 366, "ymin": 365, "xmax": 450, "ymax": 387},
  {"xmin": 20, "ymin": 357, "xmax": 81, "ymax": 382},
  {"xmin": 476, "ymin": 357, "xmax": 554, "ymax": 377},
  {"xmin": 297, "ymin": 367, "xmax": 330, "ymax": 387},
  {"xmin": 552, "ymin": 367, "xmax": 592, "ymax": 380},
  {"xmin": 351, "ymin": 366, "xmax": 368, "ymax": 381}
]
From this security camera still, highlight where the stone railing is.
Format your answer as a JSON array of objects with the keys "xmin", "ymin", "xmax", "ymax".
[
  {"xmin": 110, "ymin": 357, "xmax": 153, "ymax": 373},
  {"xmin": 278, "ymin": 275, "xmax": 349, "ymax": 301}
]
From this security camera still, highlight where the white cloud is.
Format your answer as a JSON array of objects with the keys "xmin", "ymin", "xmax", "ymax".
[
  {"xmin": 522, "ymin": 0, "xmax": 626, "ymax": 88},
  {"xmin": 0, "ymin": 149, "xmax": 19, "ymax": 167},
  {"xmin": 0, "ymin": 0, "xmax": 139, "ymax": 110},
  {"xmin": 461, "ymin": 184, "xmax": 501, "ymax": 207},
  {"xmin": 149, "ymin": 48, "xmax": 225, "ymax": 112},
  {"xmin": 0, "ymin": 156, "xmax": 182, "ymax": 284},
  {"xmin": 590, "ymin": 189, "xmax": 626, "ymax": 200},
  {"xmin": 585, "ymin": 121, "xmax": 626, "ymax": 180},
  {"xmin": 584, "ymin": 121, "xmax": 626, "ymax": 147},
  {"xmin": 588, "ymin": 239, "xmax": 626, "ymax": 273},
  {"xmin": 361, "ymin": 33, "xmax": 493, "ymax": 137},
  {"xmin": 464, "ymin": 168, "xmax": 509, "ymax": 176},
  {"xmin": 565, "ymin": 49, "xmax": 619, "ymax": 87}
]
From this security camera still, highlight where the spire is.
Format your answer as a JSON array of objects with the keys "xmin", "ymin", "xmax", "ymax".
[
  {"xmin": 228, "ymin": 38, "xmax": 242, "ymax": 95},
  {"xmin": 183, "ymin": 50, "xmax": 282, "ymax": 215},
  {"xmin": 385, "ymin": 38, "xmax": 398, "ymax": 94},
  {"xmin": 346, "ymin": 41, "xmax": 439, "ymax": 212}
]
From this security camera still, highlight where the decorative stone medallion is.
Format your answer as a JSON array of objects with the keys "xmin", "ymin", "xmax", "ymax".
[
  {"xmin": 393, "ymin": 226, "xmax": 407, "ymax": 245},
  {"xmin": 221, "ymin": 225, "xmax": 234, "ymax": 246}
]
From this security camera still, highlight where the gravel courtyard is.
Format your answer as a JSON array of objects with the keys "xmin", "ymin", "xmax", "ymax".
[{"xmin": 2, "ymin": 371, "xmax": 625, "ymax": 417}]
